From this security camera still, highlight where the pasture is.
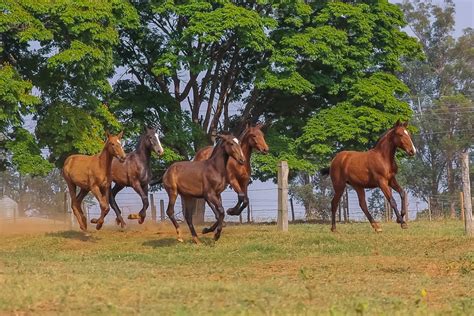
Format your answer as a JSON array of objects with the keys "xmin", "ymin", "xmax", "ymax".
[{"xmin": 0, "ymin": 220, "xmax": 472, "ymax": 315}]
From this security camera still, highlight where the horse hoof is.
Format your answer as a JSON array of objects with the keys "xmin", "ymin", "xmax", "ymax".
[
  {"xmin": 193, "ymin": 237, "xmax": 201, "ymax": 245},
  {"xmin": 128, "ymin": 214, "xmax": 140, "ymax": 220},
  {"xmin": 90, "ymin": 218, "xmax": 98, "ymax": 224},
  {"xmin": 96, "ymin": 223, "xmax": 103, "ymax": 230},
  {"xmin": 202, "ymin": 227, "xmax": 212, "ymax": 234},
  {"xmin": 330, "ymin": 227, "xmax": 336, "ymax": 233},
  {"xmin": 226, "ymin": 208, "xmax": 238, "ymax": 216},
  {"xmin": 138, "ymin": 217, "xmax": 145, "ymax": 225},
  {"xmin": 214, "ymin": 234, "xmax": 221, "ymax": 241},
  {"xmin": 177, "ymin": 238, "xmax": 184, "ymax": 243},
  {"xmin": 401, "ymin": 222, "xmax": 408, "ymax": 229}
]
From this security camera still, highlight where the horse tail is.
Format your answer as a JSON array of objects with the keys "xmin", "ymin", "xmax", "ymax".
[
  {"xmin": 149, "ymin": 176, "xmax": 162, "ymax": 186},
  {"xmin": 320, "ymin": 167, "xmax": 330, "ymax": 177}
]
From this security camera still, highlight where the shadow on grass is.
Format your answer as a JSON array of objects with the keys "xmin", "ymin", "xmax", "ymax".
[
  {"xmin": 142, "ymin": 236, "xmax": 216, "ymax": 248},
  {"xmin": 142, "ymin": 238, "xmax": 180, "ymax": 248},
  {"xmin": 46, "ymin": 230, "xmax": 99, "ymax": 242}
]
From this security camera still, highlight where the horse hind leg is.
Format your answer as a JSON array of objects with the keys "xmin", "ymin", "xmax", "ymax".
[
  {"xmin": 165, "ymin": 189, "xmax": 183, "ymax": 242},
  {"xmin": 66, "ymin": 182, "xmax": 87, "ymax": 231},
  {"xmin": 330, "ymin": 185, "xmax": 345, "ymax": 232},
  {"xmin": 183, "ymin": 196, "xmax": 201, "ymax": 244}
]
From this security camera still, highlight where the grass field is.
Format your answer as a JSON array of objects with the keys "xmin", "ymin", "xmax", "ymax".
[{"xmin": 0, "ymin": 220, "xmax": 473, "ymax": 315}]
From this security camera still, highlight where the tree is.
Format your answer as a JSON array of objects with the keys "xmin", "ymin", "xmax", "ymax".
[{"xmin": 399, "ymin": 0, "xmax": 474, "ymax": 217}]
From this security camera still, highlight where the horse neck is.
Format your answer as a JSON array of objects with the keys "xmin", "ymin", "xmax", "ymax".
[
  {"xmin": 98, "ymin": 144, "xmax": 114, "ymax": 177},
  {"xmin": 239, "ymin": 133, "xmax": 253, "ymax": 168},
  {"xmin": 373, "ymin": 132, "xmax": 397, "ymax": 162},
  {"xmin": 135, "ymin": 136, "xmax": 152, "ymax": 164},
  {"xmin": 208, "ymin": 144, "xmax": 229, "ymax": 177}
]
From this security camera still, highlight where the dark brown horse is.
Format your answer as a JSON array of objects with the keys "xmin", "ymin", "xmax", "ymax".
[
  {"xmin": 322, "ymin": 121, "xmax": 416, "ymax": 232},
  {"xmin": 92, "ymin": 127, "xmax": 164, "ymax": 227},
  {"xmin": 193, "ymin": 124, "xmax": 269, "ymax": 215},
  {"xmin": 62, "ymin": 132, "xmax": 126, "ymax": 231},
  {"xmin": 162, "ymin": 134, "xmax": 245, "ymax": 243}
]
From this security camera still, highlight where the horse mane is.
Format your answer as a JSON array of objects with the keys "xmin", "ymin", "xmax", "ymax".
[
  {"xmin": 373, "ymin": 127, "xmax": 394, "ymax": 148},
  {"xmin": 135, "ymin": 132, "xmax": 147, "ymax": 151}
]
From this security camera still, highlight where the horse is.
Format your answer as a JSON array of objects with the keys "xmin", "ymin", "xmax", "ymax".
[
  {"xmin": 193, "ymin": 123, "xmax": 269, "ymax": 216},
  {"xmin": 62, "ymin": 131, "xmax": 126, "ymax": 231},
  {"xmin": 162, "ymin": 134, "xmax": 246, "ymax": 244},
  {"xmin": 91, "ymin": 127, "xmax": 164, "ymax": 227},
  {"xmin": 322, "ymin": 120, "xmax": 416, "ymax": 233}
]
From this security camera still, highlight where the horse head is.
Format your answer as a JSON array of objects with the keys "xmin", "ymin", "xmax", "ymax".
[
  {"xmin": 217, "ymin": 134, "xmax": 246, "ymax": 165},
  {"xmin": 145, "ymin": 127, "xmax": 164, "ymax": 156},
  {"xmin": 106, "ymin": 131, "xmax": 127, "ymax": 162},
  {"xmin": 243, "ymin": 123, "xmax": 269, "ymax": 154},
  {"xmin": 392, "ymin": 120, "xmax": 416, "ymax": 157}
]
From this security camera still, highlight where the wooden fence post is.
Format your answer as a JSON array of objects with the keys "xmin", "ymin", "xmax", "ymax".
[
  {"xmin": 428, "ymin": 197, "xmax": 432, "ymax": 221},
  {"xmin": 460, "ymin": 150, "xmax": 473, "ymax": 237},
  {"xmin": 150, "ymin": 194, "xmax": 156, "ymax": 222},
  {"xmin": 290, "ymin": 197, "xmax": 295, "ymax": 222},
  {"xmin": 277, "ymin": 161, "xmax": 289, "ymax": 232},
  {"xmin": 160, "ymin": 199, "xmax": 165, "ymax": 221},
  {"xmin": 247, "ymin": 204, "xmax": 251, "ymax": 223}
]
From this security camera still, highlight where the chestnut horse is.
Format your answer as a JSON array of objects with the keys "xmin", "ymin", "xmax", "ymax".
[
  {"xmin": 162, "ymin": 134, "xmax": 245, "ymax": 243},
  {"xmin": 91, "ymin": 127, "xmax": 164, "ymax": 227},
  {"xmin": 62, "ymin": 132, "xmax": 126, "ymax": 231},
  {"xmin": 193, "ymin": 124, "xmax": 269, "ymax": 215},
  {"xmin": 322, "ymin": 121, "xmax": 416, "ymax": 232}
]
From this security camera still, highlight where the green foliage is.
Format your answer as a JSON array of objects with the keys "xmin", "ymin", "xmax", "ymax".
[
  {"xmin": 0, "ymin": 64, "xmax": 40, "ymax": 134},
  {"xmin": 5, "ymin": 128, "xmax": 53, "ymax": 176},
  {"xmin": 35, "ymin": 103, "xmax": 108, "ymax": 166}
]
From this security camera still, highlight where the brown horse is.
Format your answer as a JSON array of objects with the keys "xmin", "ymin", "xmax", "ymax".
[
  {"xmin": 162, "ymin": 134, "xmax": 245, "ymax": 243},
  {"xmin": 193, "ymin": 124, "xmax": 269, "ymax": 215},
  {"xmin": 92, "ymin": 127, "xmax": 164, "ymax": 227},
  {"xmin": 322, "ymin": 121, "xmax": 416, "ymax": 232},
  {"xmin": 62, "ymin": 132, "xmax": 126, "ymax": 231}
]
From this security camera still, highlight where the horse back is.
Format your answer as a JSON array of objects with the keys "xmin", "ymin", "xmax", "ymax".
[
  {"xmin": 330, "ymin": 150, "xmax": 386, "ymax": 188},
  {"xmin": 193, "ymin": 146, "xmax": 213, "ymax": 161}
]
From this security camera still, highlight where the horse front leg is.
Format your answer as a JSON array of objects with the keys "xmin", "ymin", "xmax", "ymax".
[
  {"xmin": 131, "ymin": 182, "xmax": 148, "ymax": 224},
  {"xmin": 109, "ymin": 184, "xmax": 126, "ymax": 228},
  {"xmin": 379, "ymin": 181, "xmax": 407, "ymax": 229},
  {"xmin": 353, "ymin": 186, "xmax": 381, "ymax": 232},
  {"xmin": 203, "ymin": 195, "xmax": 225, "ymax": 240},
  {"xmin": 226, "ymin": 177, "xmax": 246, "ymax": 216},
  {"xmin": 90, "ymin": 185, "xmax": 110, "ymax": 230},
  {"xmin": 389, "ymin": 177, "xmax": 407, "ymax": 222}
]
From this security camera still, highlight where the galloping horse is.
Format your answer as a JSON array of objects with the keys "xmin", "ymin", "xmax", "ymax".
[
  {"xmin": 162, "ymin": 134, "xmax": 246, "ymax": 243},
  {"xmin": 62, "ymin": 132, "xmax": 126, "ymax": 231},
  {"xmin": 91, "ymin": 127, "xmax": 164, "ymax": 227},
  {"xmin": 322, "ymin": 121, "xmax": 416, "ymax": 232},
  {"xmin": 193, "ymin": 124, "xmax": 269, "ymax": 216}
]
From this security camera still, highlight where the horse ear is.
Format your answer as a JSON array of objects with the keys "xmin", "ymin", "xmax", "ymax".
[
  {"xmin": 117, "ymin": 131, "xmax": 124, "ymax": 139},
  {"xmin": 402, "ymin": 121, "xmax": 408, "ymax": 127},
  {"xmin": 105, "ymin": 131, "xmax": 111, "ymax": 138},
  {"xmin": 394, "ymin": 119, "xmax": 401, "ymax": 127}
]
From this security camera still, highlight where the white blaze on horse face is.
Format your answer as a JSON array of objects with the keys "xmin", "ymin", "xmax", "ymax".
[
  {"xmin": 233, "ymin": 138, "xmax": 239, "ymax": 144},
  {"xmin": 155, "ymin": 133, "xmax": 164, "ymax": 153},
  {"xmin": 404, "ymin": 129, "xmax": 416, "ymax": 154}
]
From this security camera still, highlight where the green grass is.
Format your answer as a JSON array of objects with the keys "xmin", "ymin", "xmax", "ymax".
[{"xmin": 0, "ymin": 221, "xmax": 473, "ymax": 315}]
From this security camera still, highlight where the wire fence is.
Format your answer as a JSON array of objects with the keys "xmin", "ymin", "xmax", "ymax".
[{"xmin": 2, "ymin": 185, "xmax": 470, "ymax": 230}]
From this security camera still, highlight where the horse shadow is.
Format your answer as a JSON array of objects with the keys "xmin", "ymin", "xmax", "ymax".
[
  {"xmin": 142, "ymin": 238, "xmax": 179, "ymax": 248},
  {"xmin": 142, "ymin": 236, "xmax": 215, "ymax": 248},
  {"xmin": 46, "ymin": 230, "xmax": 99, "ymax": 242}
]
